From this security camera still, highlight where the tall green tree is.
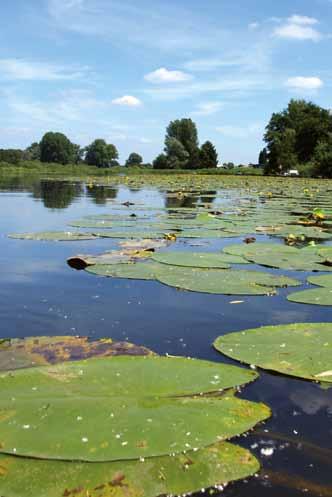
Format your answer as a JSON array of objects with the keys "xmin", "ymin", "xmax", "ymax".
[
  {"xmin": 125, "ymin": 153, "xmax": 143, "ymax": 167},
  {"xmin": 85, "ymin": 139, "xmax": 119, "ymax": 168},
  {"xmin": 200, "ymin": 141, "xmax": 218, "ymax": 168},
  {"xmin": 40, "ymin": 132, "xmax": 78, "ymax": 164},
  {"xmin": 265, "ymin": 128, "xmax": 297, "ymax": 175},
  {"xmin": 164, "ymin": 137, "xmax": 189, "ymax": 169},
  {"xmin": 264, "ymin": 100, "xmax": 332, "ymax": 174},
  {"xmin": 165, "ymin": 118, "xmax": 199, "ymax": 169}
]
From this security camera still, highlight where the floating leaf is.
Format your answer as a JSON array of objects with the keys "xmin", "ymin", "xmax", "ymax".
[
  {"xmin": 155, "ymin": 266, "xmax": 300, "ymax": 295},
  {"xmin": 8, "ymin": 232, "xmax": 98, "ymax": 241},
  {"xmin": 152, "ymin": 251, "xmax": 249, "ymax": 268},
  {"xmin": 287, "ymin": 288, "xmax": 332, "ymax": 306},
  {"xmin": 0, "ymin": 442, "xmax": 259, "ymax": 497},
  {"xmin": 223, "ymin": 242, "xmax": 332, "ymax": 271},
  {"xmin": 308, "ymin": 274, "xmax": 332, "ymax": 288},
  {"xmin": 86, "ymin": 262, "xmax": 162, "ymax": 280},
  {"xmin": 214, "ymin": 323, "xmax": 332, "ymax": 382},
  {"xmin": 0, "ymin": 356, "xmax": 269, "ymax": 461},
  {"xmin": 0, "ymin": 336, "xmax": 154, "ymax": 372}
]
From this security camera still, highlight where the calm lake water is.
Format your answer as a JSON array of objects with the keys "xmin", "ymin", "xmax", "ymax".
[{"xmin": 0, "ymin": 175, "xmax": 331, "ymax": 497}]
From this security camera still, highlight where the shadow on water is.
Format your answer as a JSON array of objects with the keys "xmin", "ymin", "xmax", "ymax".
[{"xmin": 0, "ymin": 175, "xmax": 331, "ymax": 497}]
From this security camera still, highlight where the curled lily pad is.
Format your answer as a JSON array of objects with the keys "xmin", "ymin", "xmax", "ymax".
[
  {"xmin": 0, "ymin": 356, "xmax": 269, "ymax": 461},
  {"xmin": 0, "ymin": 442, "xmax": 259, "ymax": 497},
  {"xmin": 119, "ymin": 239, "xmax": 169, "ymax": 250},
  {"xmin": 8, "ymin": 232, "xmax": 98, "ymax": 241},
  {"xmin": 155, "ymin": 267, "xmax": 300, "ymax": 295},
  {"xmin": 152, "ymin": 251, "xmax": 249, "ymax": 268},
  {"xmin": 67, "ymin": 249, "xmax": 152, "ymax": 270},
  {"xmin": 0, "ymin": 336, "xmax": 153, "ymax": 372},
  {"xmin": 214, "ymin": 323, "xmax": 332, "ymax": 382}
]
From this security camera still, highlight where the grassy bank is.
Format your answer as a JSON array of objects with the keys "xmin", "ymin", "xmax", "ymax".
[{"xmin": 0, "ymin": 161, "xmax": 263, "ymax": 177}]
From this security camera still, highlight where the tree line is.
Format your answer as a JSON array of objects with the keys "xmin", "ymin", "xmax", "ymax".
[
  {"xmin": 1, "ymin": 100, "xmax": 331, "ymax": 176},
  {"xmin": 0, "ymin": 119, "xmax": 219, "ymax": 170}
]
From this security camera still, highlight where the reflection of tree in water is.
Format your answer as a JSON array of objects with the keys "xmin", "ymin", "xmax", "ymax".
[
  {"xmin": 164, "ymin": 190, "xmax": 217, "ymax": 209},
  {"xmin": 200, "ymin": 190, "xmax": 217, "ymax": 204},
  {"xmin": 0, "ymin": 175, "xmax": 37, "ymax": 192},
  {"xmin": 165, "ymin": 191, "xmax": 199, "ymax": 209},
  {"xmin": 33, "ymin": 180, "xmax": 83, "ymax": 209},
  {"xmin": 86, "ymin": 185, "xmax": 118, "ymax": 205}
]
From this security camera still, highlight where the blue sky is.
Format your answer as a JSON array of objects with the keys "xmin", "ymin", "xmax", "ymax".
[{"xmin": 0, "ymin": 0, "xmax": 331, "ymax": 164}]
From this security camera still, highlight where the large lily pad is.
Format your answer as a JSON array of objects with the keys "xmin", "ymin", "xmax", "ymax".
[
  {"xmin": 86, "ymin": 262, "xmax": 162, "ymax": 280},
  {"xmin": 155, "ymin": 266, "xmax": 300, "ymax": 295},
  {"xmin": 0, "ymin": 442, "xmax": 259, "ymax": 497},
  {"xmin": 0, "ymin": 356, "xmax": 269, "ymax": 461},
  {"xmin": 214, "ymin": 323, "xmax": 332, "ymax": 382},
  {"xmin": 152, "ymin": 251, "xmax": 248, "ymax": 268},
  {"xmin": 8, "ymin": 232, "xmax": 98, "ymax": 241},
  {"xmin": 223, "ymin": 242, "xmax": 332, "ymax": 271},
  {"xmin": 95, "ymin": 231, "xmax": 167, "ymax": 239},
  {"xmin": 0, "ymin": 336, "xmax": 153, "ymax": 372}
]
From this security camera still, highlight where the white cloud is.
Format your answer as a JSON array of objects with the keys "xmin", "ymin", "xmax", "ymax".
[
  {"xmin": 111, "ymin": 95, "xmax": 142, "ymax": 107},
  {"xmin": 192, "ymin": 101, "xmax": 223, "ymax": 116},
  {"xmin": 285, "ymin": 76, "xmax": 323, "ymax": 90},
  {"xmin": 248, "ymin": 22, "xmax": 260, "ymax": 30},
  {"xmin": 0, "ymin": 58, "xmax": 86, "ymax": 81},
  {"xmin": 144, "ymin": 68, "xmax": 192, "ymax": 84},
  {"xmin": 216, "ymin": 123, "xmax": 263, "ymax": 139},
  {"xmin": 274, "ymin": 15, "xmax": 321, "ymax": 41},
  {"xmin": 288, "ymin": 15, "xmax": 319, "ymax": 26}
]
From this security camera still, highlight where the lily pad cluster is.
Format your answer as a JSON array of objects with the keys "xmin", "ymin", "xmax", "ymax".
[{"xmin": 0, "ymin": 336, "xmax": 270, "ymax": 497}]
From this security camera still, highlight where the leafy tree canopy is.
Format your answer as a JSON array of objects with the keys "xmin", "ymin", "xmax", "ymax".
[
  {"xmin": 200, "ymin": 141, "xmax": 218, "ymax": 168},
  {"xmin": 40, "ymin": 132, "xmax": 79, "ymax": 165},
  {"xmin": 264, "ymin": 99, "xmax": 332, "ymax": 175},
  {"xmin": 85, "ymin": 139, "xmax": 119, "ymax": 168},
  {"xmin": 125, "ymin": 153, "xmax": 143, "ymax": 167}
]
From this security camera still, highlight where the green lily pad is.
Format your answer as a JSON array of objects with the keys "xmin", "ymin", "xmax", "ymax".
[
  {"xmin": 287, "ymin": 287, "xmax": 332, "ymax": 306},
  {"xmin": 8, "ymin": 232, "xmax": 98, "ymax": 241},
  {"xmin": 214, "ymin": 323, "xmax": 332, "ymax": 382},
  {"xmin": 223, "ymin": 243, "xmax": 332, "ymax": 271},
  {"xmin": 86, "ymin": 262, "xmax": 162, "ymax": 280},
  {"xmin": 95, "ymin": 231, "xmax": 166, "ymax": 239},
  {"xmin": 0, "ymin": 442, "xmax": 259, "ymax": 497},
  {"xmin": 156, "ymin": 266, "xmax": 300, "ymax": 295},
  {"xmin": 0, "ymin": 356, "xmax": 269, "ymax": 461},
  {"xmin": 308, "ymin": 274, "xmax": 332, "ymax": 287},
  {"xmin": 0, "ymin": 336, "xmax": 154, "ymax": 372},
  {"xmin": 68, "ymin": 220, "xmax": 136, "ymax": 228},
  {"xmin": 152, "ymin": 251, "xmax": 249, "ymax": 268}
]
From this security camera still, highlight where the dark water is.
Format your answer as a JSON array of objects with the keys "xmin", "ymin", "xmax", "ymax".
[{"xmin": 0, "ymin": 177, "xmax": 331, "ymax": 497}]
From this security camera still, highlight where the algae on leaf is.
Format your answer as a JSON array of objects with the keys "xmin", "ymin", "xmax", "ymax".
[
  {"xmin": 214, "ymin": 323, "xmax": 332, "ymax": 382},
  {"xmin": 0, "ymin": 442, "xmax": 259, "ymax": 497},
  {"xmin": 0, "ymin": 336, "xmax": 153, "ymax": 372}
]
